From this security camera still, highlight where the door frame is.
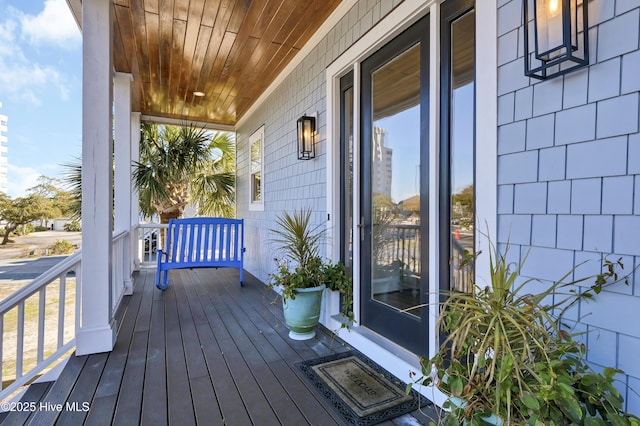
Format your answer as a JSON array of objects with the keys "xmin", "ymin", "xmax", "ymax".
[{"xmin": 324, "ymin": 0, "xmax": 497, "ymax": 370}]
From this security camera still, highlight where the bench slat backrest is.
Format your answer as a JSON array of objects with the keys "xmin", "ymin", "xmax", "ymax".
[{"xmin": 166, "ymin": 218, "xmax": 244, "ymax": 266}]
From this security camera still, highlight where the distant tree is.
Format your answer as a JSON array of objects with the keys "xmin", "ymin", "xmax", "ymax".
[
  {"xmin": 133, "ymin": 122, "xmax": 235, "ymax": 223},
  {"xmin": 451, "ymin": 184, "xmax": 474, "ymax": 218},
  {"xmin": 0, "ymin": 195, "xmax": 45, "ymax": 244},
  {"xmin": 0, "ymin": 192, "xmax": 11, "ymax": 218},
  {"xmin": 27, "ymin": 176, "xmax": 70, "ymax": 227}
]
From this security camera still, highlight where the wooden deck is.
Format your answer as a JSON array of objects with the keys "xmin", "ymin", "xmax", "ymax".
[{"xmin": 2, "ymin": 267, "xmax": 439, "ymax": 425}]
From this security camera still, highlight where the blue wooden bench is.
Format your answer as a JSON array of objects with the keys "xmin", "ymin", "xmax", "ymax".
[{"xmin": 156, "ymin": 217, "xmax": 245, "ymax": 290}]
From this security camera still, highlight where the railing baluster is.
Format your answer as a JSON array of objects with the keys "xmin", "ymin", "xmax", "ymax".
[
  {"xmin": 75, "ymin": 262, "xmax": 81, "ymax": 336},
  {"xmin": 59, "ymin": 275, "xmax": 67, "ymax": 349},
  {"xmin": 37, "ymin": 287, "xmax": 46, "ymax": 363},
  {"xmin": 16, "ymin": 301, "xmax": 24, "ymax": 379}
]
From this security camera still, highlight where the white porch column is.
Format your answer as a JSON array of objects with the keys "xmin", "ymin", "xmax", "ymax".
[
  {"xmin": 114, "ymin": 72, "xmax": 133, "ymax": 295},
  {"xmin": 131, "ymin": 112, "xmax": 141, "ymax": 272},
  {"xmin": 77, "ymin": 0, "xmax": 116, "ymax": 356}
]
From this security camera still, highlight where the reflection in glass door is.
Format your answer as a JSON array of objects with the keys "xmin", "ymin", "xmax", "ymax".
[
  {"xmin": 370, "ymin": 44, "xmax": 422, "ymax": 314},
  {"xmin": 441, "ymin": 2, "xmax": 476, "ymax": 296},
  {"xmin": 360, "ymin": 16, "xmax": 428, "ymax": 355}
]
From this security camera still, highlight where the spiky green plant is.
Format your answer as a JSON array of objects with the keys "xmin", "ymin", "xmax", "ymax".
[
  {"xmin": 411, "ymin": 242, "xmax": 639, "ymax": 425},
  {"xmin": 270, "ymin": 208, "xmax": 324, "ymax": 270},
  {"xmin": 269, "ymin": 208, "xmax": 353, "ymax": 325}
]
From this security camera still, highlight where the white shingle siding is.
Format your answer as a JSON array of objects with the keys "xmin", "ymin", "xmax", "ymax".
[
  {"xmin": 526, "ymin": 114, "xmax": 555, "ymax": 150},
  {"xmin": 538, "ymin": 146, "xmax": 565, "ymax": 181},
  {"xmin": 531, "ymin": 214, "xmax": 556, "ymax": 247},
  {"xmin": 498, "ymin": 150, "xmax": 538, "ymax": 183},
  {"xmin": 547, "ymin": 180, "xmax": 571, "ymax": 213},
  {"xmin": 498, "ymin": 0, "xmax": 640, "ymax": 413},
  {"xmin": 563, "ymin": 70, "xmax": 589, "ymax": 108},
  {"xmin": 498, "ymin": 93, "xmax": 515, "ymax": 125},
  {"xmin": 570, "ymin": 178, "xmax": 602, "ymax": 214},
  {"xmin": 596, "ymin": 93, "xmax": 639, "ymax": 139},
  {"xmin": 602, "ymin": 176, "xmax": 634, "ymax": 214},
  {"xmin": 622, "ymin": 50, "xmax": 640, "ymax": 94},
  {"xmin": 596, "ymin": 9, "xmax": 639, "ymax": 62},
  {"xmin": 566, "ymin": 137, "xmax": 628, "ymax": 178},
  {"xmin": 583, "ymin": 215, "xmax": 613, "ymax": 252},
  {"xmin": 532, "ymin": 78, "xmax": 564, "ymax": 116},
  {"xmin": 588, "ymin": 58, "xmax": 621, "ymax": 103},
  {"xmin": 587, "ymin": 328, "xmax": 618, "ymax": 366},
  {"xmin": 514, "ymin": 182, "xmax": 547, "ymax": 214},
  {"xmin": 514, "ymin": 86, "xmax": 534, "ymax": 120},
  {"xmin": 554, "ymin": 103, "xmax": 596, "ymax": 145},
  {"xmin": 497, "ymin": 184, "xmax": 514, "ymax": 214},
  {"xmin": 498, "ymin": 120, "xmax": 526, "ymax": 154}
]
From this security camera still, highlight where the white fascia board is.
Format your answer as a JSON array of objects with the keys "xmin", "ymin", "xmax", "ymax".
[
  {"xmin": 66, "ymin": 0, "xmax": 82, "ymax": 31},
  {"xmin": 140, "ymin": 115, "xmax": 235, "ymax": 132}
]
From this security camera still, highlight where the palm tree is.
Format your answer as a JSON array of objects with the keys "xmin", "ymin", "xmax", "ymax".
[
  {"xmin": 62, "ymin": 156, "xmax": 82, "ymax": 220},
  {"xmin": 133, "ymin": 122, "xmax": 235, "ymax": 223},
  {"xmin": 62, "ymin": 123, "xmax": 235, "ymax": 224}
]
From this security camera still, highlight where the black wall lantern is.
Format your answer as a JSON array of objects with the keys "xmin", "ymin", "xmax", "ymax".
[
  {"xmin": 297, "ymin": 115, "xmax": 316, "ymax": 160},
  {"xmin": 524, "ymin": 0, "xmax": 589, "ymax": 80}
]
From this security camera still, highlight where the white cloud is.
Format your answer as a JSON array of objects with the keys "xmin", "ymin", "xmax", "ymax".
[
  {"xmin": 0, "ymin": 15, "xmax": 68, "ymax": 106},
  {"xmin": 20, "ymin": 0, "xmax": 81, "ymax": 48},
  {"xmin": 7, "ymin": 164, "xmax": 42, "ymax": 198}
]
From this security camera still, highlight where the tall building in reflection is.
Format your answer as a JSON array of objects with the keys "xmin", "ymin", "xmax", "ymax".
[{"xmin": 372, "ymin": 126, "xmax": 392, "ymax": 198}]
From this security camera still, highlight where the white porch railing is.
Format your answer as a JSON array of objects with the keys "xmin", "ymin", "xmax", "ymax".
[
  {"xmin": 0, "ymin": 230, "xmax": 134, "ymax": 402},
  {"xmin": 135, "ymin": 223, "xmax": 168, "ymax": 269},
  {"xmin": 0, "ymin": 251, "xmax": 80, "ymax": 401},
  {"xmin": 111, "ymin": 231, "xmax": 130, "ymax": 313}
]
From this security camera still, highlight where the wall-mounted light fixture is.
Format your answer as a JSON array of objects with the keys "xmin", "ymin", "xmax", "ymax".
[
  {"xmin": 297, "ymin": 115, "xmax": 316, "ymax": 160},
  {"xmin": 523, "ymin": 0, "xmax": 589, "ymax": 80}
]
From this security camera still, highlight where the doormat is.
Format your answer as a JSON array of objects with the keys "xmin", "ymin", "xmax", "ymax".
[{"xmin": 296, "ymin": 350, "xmax": 429, "ymax": 426}]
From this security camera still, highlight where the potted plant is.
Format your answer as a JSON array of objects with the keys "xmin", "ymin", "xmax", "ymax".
[
  {"xmin": 410, "ymin": 243, "xmax": 640, "ymax": 425},
  {"xmin": 270, "ymin": 208, "xmax": 353, "ymax": 340}
]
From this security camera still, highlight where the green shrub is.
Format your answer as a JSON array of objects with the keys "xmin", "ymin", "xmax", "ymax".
[
  {"xmin": 34, "ymin": 225, "xmax": 48, "ymax": 232},
  {"xmin": 64, "ymin": 221, "xmax": 81, "ymax": 232},
  {"xmin": 48, "ymin": 240, "xmax": 75, "ymax": 255},
  {"xmin": 11, "ymin": 224, "xmax": 34, "ymax": 236}
]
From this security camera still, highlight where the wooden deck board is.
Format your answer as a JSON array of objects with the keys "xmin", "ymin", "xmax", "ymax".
[
  {"xmin": 1, "ymin": 381, "xmax": 52, "ymax": 426},
  {"xmin": 163, "ymin": 283, "xmax": 196, "ymax": 425},
  {"xmin": 55, "ymin": 352, "xmax": 108, "ymax": 425},
  {"xmin": 196, "ymin": 272, "xmax": 311, "ymax": 426},
  {"xmin": 192, "ymin": 273, "xmax": 282, "ymax": 425},
  {"xmin": 23, "ymin": 267, "xmax": 429, "ymax": 425},
  {"xmin": 198, "ymin": 269, "xmax": 344, "ymax": 425},
  {"xmin": 182, "ymin": 270, "xmax": 250, "ymax": 426},
  {"xmin": 27, "ymin": 354, "xmax": 87, "ymax": 425}
]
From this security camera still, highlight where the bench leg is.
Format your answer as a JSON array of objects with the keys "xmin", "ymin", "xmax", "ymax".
[
  {"xmin": 156, "ymin": 269, "xmax": 169, "ymax": 291},
  {"xmin": 240, "ymin": 268, "xmax": 244, "ymax": 287}
]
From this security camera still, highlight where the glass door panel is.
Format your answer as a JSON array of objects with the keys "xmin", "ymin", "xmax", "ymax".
[
  {"xmin": 360, "ymin": 15, "xmax": 429, "ymax": 355},
  {"xmin": 370, "ymin": 44, "xmax": 421, "ymax": 314},
  {"xmin": 447, "ymin": 9, "xmax": 476, "ymax": 293}
]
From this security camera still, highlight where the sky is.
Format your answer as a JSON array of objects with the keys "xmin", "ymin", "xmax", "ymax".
[{"xmin": 0, "ymin": 0, "xmax": 82, "ymax": 198}]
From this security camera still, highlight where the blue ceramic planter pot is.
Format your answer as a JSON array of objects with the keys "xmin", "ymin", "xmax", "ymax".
[{"xmin": 282, "ymin": 284, "xmax": 326, "ymax": 340}]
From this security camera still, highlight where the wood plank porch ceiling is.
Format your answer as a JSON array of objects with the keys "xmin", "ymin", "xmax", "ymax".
[{"xmin": 112, "ymin": 0, "xmax": 342, "ymax": 127}]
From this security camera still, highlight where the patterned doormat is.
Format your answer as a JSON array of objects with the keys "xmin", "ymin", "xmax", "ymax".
[{"xmin": 296, "ymin": 350, "xmax": 429, "ymax": 426}]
